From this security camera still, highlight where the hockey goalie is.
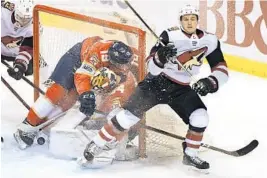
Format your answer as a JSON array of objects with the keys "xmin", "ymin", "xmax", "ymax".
[{"xmin": 13, "ymin": 36, "xmax": 140, "ymax": 165}]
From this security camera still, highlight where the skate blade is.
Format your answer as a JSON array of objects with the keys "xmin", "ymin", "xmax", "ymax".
[
  {"xmin": 13, "ymin": 132, "xmax": 28, "ymax": 150},
  {"xmin": 77, "ymin": 156, "xmax": 114, "ymax": 169},
  {"xmin": 188, "ymin": 166, "xmax": 210, "ymax": 175}
]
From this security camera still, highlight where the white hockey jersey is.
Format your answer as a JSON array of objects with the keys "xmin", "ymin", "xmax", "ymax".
[
  {"xmin": 147, "ymin": 27, "xmax": 228, "ymax": 88},
  {"xmin": 1, "ymin": 1, "xmax": 33, "ymax": 58}
]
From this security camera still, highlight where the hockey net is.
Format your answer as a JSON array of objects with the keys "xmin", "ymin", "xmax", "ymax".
[{"xmin": 33, "ymin": 5, "xmax": 208, "ymax": 160}]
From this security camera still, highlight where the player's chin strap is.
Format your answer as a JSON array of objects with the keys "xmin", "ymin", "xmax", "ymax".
[{"xmin": 123, "ymin": 0, "xmax": 198, "ymax": 83}]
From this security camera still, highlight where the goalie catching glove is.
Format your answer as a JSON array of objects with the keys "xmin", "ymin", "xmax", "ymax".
[
  {"xmin": 91, "ymin": 67, "xmax": 118, "ymax": 93},
  {"xmin": 192, "ymin": 76, "xmax": 219, "ymax": 96}
]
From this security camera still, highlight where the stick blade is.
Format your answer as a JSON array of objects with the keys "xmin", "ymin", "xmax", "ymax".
[{"xmin": 232, "ymin": 140, "xmax": 259, "ymax": 157}]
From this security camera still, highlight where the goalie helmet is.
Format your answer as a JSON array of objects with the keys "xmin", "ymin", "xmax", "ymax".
[
  {"xmin": 14, "ymin": 0, "xmax": 34, "ymax": 28},
  {"xmin": 108, "ymin": 41, "xmax": 133, "ymax": 71},
  {"xmin": 91, "ymin": 67, "xmax": 118, "ymax": 92},
  {"xmin": 178, "ymin": 4, "xmax": 199, "ymax": 21}
]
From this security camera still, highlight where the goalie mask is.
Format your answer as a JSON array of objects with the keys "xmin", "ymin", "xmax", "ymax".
[
  {"xmin": 91, "ymin": 67, "xmax": 118, "ymax": 93},
  {"xmin": 108, "ymin": 41, "xmax": 133, "ymax": 71},
  {"xmin": 14, "ymin": 0, "xmax": 34, "ymax": 28}
]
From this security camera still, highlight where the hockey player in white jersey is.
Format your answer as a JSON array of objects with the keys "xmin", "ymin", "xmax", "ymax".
[
  {"xmin": 1, "ymin": 0, "xmax": 34, "ymax": 80},
  {"xmin": 78, "ymin": 4, "xmax": 229, "ymax": 170}
]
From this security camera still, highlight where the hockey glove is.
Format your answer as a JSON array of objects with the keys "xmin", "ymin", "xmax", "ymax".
[
  {"xmin": 7, "ymin": 62, "xmax": 26, "ymax": 80},
  {"xmin": 192, "ymin": 76, "xmax": 219, "ymax": 96},
  {"xmin": 153, "ymin": 43, "xmax": 177, "ymax": 68},
  {"xmin": 78, "ymin": 91, "xmax": 96, "ymax": 117}
]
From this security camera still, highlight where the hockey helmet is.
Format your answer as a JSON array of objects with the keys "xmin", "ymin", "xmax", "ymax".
[
  {"xmin": 14, "ymin": 0, "xmax": 34, "ymax": 27},
  {"xmin": 108, "ymin": 41, "xmax": 133, "ymax": 71},
  {"xmin": 178, "ymin": 4, "xmax": 199, "ymax": 21}
]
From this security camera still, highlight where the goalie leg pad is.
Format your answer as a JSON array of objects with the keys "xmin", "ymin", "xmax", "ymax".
[
  {"xmin": 49, "ymin": 127, "xmax": 98, "ymax": 159},
  {"xmin": 53, "ymin": 103, "xmax": 86, "ymax": 129}
]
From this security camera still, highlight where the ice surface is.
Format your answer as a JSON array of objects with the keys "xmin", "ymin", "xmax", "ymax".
[{"xmin": 1, "ymin": 65, "xmax": 267, "ymax": 178}]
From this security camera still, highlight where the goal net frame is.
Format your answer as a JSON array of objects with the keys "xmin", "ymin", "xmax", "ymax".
[{"xmin": 32, "ymin": 5, "xmax": 149, "ymax": 158}]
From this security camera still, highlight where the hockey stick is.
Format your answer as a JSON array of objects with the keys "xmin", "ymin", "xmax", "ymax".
[
  {"xmin": 123, "ymin": 0, "xmax": 197, "ymax": 81},
  {"xmin": 94, "ymin": 109, "xmax": 258, "ymax": 157},
  {"xmin": 1, "ymin": 76, "xmax": 30, "ymax": 110},
  {"xmin": 1, "ymin": 59, "xmax": 45, "ymax": 95},
  {"xmin": 145, "ymin": 125, "xmax": 259, "ymax": 157}
]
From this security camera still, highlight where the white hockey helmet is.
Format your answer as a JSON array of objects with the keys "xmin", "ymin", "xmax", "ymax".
[
  {"xmin": 14, "ymin": 0, "xmax": 34, "ymax": 27},
  {"xmin": 178, "ymin": 4, "xmax": 199, "ymax": 21}
]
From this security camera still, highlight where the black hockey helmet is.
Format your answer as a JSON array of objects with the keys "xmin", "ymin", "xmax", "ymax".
[{"xmin": 108, "ymin": 41, "xmax": 133, "ymax": 71}]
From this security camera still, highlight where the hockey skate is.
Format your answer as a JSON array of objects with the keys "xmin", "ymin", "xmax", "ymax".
[
  {"xmin": 77, "ymin": 141, "xmax": 106, "ymax": 168},
  {"xmin": 84, "ymin": 141, "xmax": 104, "ymax": 161},
  {"xmin": 77, "ymin": 140, "xmax": 119, "ymax": 168},
  {"xmin": 182, "ymin": 142, "xmax": 210, "ymax": 170},
  {"xmin": 13, "ymin": 119, "xmax": 39, "ymax": 150}
]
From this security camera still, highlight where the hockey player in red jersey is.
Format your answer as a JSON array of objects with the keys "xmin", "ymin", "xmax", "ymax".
[
  {"xmin": 78, "ymin": 4, "xmax": 229, "ymax": 170},
  {"xmin": 13, "ymin": 36, "xmax": 137, "ymax": 150},
  {"xmin": 1, "ymin": 0, "xmax": 34, "ymax": 80}
]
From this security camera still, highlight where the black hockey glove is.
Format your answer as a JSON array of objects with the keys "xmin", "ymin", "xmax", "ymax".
[
  {"xmin": 153, "ymin": 43, "xmax": 177, "ymax": 68},
  {"xmin": 78, "ymin": 91, "xmax": 96, "ymax": 117},
  {"xmin": 7, "ymin": 62, "xmax": 26, "ymax": 80},
  {"xmin": 192, "ymin": 76, "xmax": 219, "ymax": 96}
]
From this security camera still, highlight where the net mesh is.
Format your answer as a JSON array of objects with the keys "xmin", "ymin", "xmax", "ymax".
[{"xmin": 145, "ymin": 105, "xmax": 187, "ymax": 158}]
